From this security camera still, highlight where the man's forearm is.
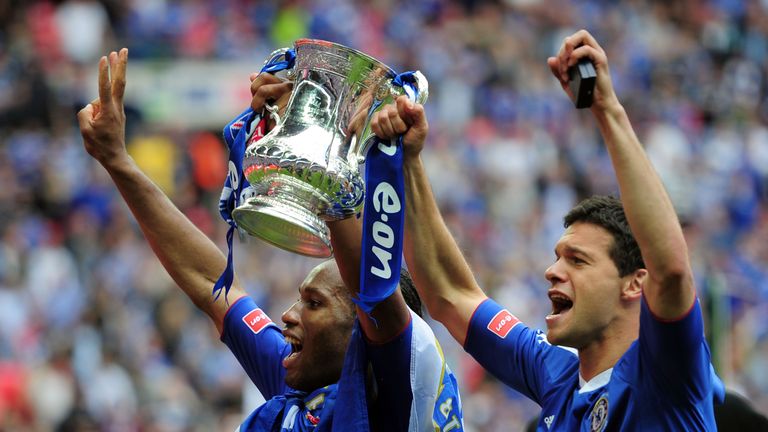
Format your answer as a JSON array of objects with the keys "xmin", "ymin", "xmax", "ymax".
[
  {"xmin": 77, "ymin": 49, "xmax": 242, "ymax": 333},
  {"xmin": 402, "ymin": 156, "xmax": 486, "ymax": 344},
  {"xmin": 102, "ymin": 156, "xmax": 242, "ymax": 327},
  {"xmin": 593, "ymin": 104, "xmax": 695, "ymax": 316},
  {"xmin": 327, "ymin": 218, "xmax": 410, "ymax": 343}
]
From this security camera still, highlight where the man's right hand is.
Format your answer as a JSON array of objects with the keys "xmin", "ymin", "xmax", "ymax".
[
  {"xmin": 546, "ymin": 29, "xmax": 620, "ymax": 114},
  {"xmin": 77, "ymin": 49, "xmax": 129, "ymax": 167},
  {"xmin": 249, "ymin": 72, "xmax": 293, "ymax": 131},
  {"xmin": 370, "ymin": 95, "xmax": 429, "ymax": 161}
]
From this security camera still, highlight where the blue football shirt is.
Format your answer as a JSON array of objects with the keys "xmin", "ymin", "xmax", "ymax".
[
  {"xmin": 464, "ymin": 297, "xmax": 724, "ymax": 431},
  {"xmin": 220, "ymin": 296, "xmax": 464, "ymax": 431}
]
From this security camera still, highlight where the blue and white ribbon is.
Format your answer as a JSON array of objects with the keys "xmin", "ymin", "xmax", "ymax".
[
  {"xmin": 354, "ymin": 72, "xmax": 421, "ymax": 315},
  {"xmin": 213, "ymin": 49, "xmax": 296, "ymax": 301}
]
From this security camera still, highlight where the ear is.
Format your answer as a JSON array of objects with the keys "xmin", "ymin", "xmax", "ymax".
[{"xmin": 621, "ymin": 268, "xmax": 646, "ymax": 301}]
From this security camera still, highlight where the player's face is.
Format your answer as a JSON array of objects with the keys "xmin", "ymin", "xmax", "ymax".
[
  {"xmin": 281, "ymin": 261, "xmax": 355, "ymax": 391},
  {"xmin": 544, "ymin": 222, "xmax": 629, "ymax": 349}
]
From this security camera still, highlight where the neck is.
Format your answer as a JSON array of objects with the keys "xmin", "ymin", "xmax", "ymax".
[{"xmin": 577, "ymin": 318, "xmax": 638, "ymax": 381}]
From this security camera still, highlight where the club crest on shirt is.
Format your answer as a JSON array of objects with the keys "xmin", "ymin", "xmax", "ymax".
[
  {"xmin": 487, "ymin": 309, "xmax": 520, "ymax": 339},
  {"xmin": 243, "ymin": 308, "xmax": 273, "ymax": 334},
  {"xmin": 589, "ymin": 393, "xmax": 609, "ymax": 432}
]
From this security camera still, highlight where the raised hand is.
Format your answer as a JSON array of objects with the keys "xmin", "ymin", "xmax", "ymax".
[
  {"xmin": 249, "ymin": 72, "xmax": 293, "ymax": 130},
  {"xmin": 77, "ymin": 48, "xmax": 129, "ymax": 166},
  {"xmin": 546, "ymin": 30, "xmax": 619, "ymax": 112},
  {"xmin": 370, "ymin": 95, "xmax": 429, "ymax": 160},
  {"xmin": 75, "ymin": 47, "xmax": 245, "ymax": 332}
]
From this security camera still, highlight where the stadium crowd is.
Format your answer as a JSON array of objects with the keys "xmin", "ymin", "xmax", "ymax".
[{"xmin": 1, "ymin": 0, "xmax": 767, "ymax": 430}]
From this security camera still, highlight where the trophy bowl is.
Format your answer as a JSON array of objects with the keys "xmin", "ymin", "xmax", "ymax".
[{"xmin": 232, "ymin": 39, "xmax": 427, "ymax": 258}]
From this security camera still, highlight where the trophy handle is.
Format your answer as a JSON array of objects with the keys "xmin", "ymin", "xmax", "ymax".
[
  {"xmin": 257, "ymin": 47, "xmax": 296, "ymax": 128},
  {"xmin": 357, "ymin": 71, "xmax": 429, "ymax": 159},
  {"xmin": 262, "ymin": 47, "xmax": 295, "ymax": 76},
  {"xmin": 401, "ymin": 71, "xmax": 429, "ymax": 105},
  {"xmin": 264, "ymin": 102, "xmax": 281, "ymax": 125}
]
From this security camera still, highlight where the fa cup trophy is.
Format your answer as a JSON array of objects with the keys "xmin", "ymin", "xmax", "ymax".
[{"xmin": 232, "ymin": 39, "xmax": 428, "ymax": 257}]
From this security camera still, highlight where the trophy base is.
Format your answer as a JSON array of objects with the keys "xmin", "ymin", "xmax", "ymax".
[{"xmin": 232, "ymin": 196, "xmax": 332, "ymax": 258}]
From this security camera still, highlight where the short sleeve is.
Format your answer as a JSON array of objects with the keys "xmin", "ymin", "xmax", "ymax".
[
  {"xmin": 221, "ymin": 296, "xmax": 290, "ymax": 400},
  {"xmin": 638, "ymin": 298, "xmax": 716, "ymax": 403},
  {"xmin": 464, "ymin": 298, "xmax": 578, "ymax": 405}
]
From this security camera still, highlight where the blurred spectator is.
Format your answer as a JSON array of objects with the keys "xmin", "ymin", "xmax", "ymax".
[
  {"xmin": 54, "ymin": 0, "xmax": 110, "ymax": 64},
  {"xmin": 27, "ymin": 343, "xmax": 76, "ymax": 430}
]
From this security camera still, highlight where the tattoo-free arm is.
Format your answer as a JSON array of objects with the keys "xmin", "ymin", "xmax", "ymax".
[
  {"xmin": 547, "ymin": 30, "xmax": 695, "ymax": 319},
  {"xmin": 327, "ymin": 218, "xmax": 411, "ymax": 343},
  {"xmin": 77, "ymin": 49, "xmax": 245, "ymax": 333},
  {"xmin": 372, "ymin": 97, "xmax": 488, "ymax": 345}
]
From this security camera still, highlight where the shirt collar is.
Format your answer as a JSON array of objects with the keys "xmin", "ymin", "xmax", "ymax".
[{"xmin": 578, "ymin": 368, "xmax": 613, "ymax": 394}]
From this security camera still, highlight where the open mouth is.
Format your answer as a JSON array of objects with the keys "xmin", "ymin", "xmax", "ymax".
[
  {"xmin": 284, "ymin": 335, "xmax": 303, "ymax": 354},
  {"xmin": 283, "ymin": 334, "xmax": 303, "ymax": 368},
  {"xmin": 549, "ymin": 293, "xmax": 573, "ymax": 315}
]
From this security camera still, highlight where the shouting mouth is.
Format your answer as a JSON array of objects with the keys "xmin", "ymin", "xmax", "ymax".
[
  {"xmin": 283, "ymin": 334, "xmax": 304, "ymax": 368},
  {"xmin": 546, "ymin": 292, "xmax": 573, "ymax": 324}
]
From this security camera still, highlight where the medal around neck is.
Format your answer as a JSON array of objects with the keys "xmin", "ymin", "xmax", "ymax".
[{"xmin": 233, "ymin": 39, "xmax": 428, "ymax": 257}]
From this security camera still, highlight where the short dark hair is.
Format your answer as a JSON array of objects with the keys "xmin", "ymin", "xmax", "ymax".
[
  {"xmin": 399, "ymin": 268, "xmax": 423, "ymax": 318},
  {"xmin": 563, "ymin": 195, "xmax": 645, "ymax": 277}
]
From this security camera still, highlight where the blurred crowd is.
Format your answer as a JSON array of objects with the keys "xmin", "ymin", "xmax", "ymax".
[{"xmin": 1, "ymin": 0, "xmax": 767, "ymax": 430}]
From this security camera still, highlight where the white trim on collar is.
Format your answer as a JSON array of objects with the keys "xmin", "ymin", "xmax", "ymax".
[{"xmin": 578, "ymin": 368, "xmax": 613, "ymax": 394}]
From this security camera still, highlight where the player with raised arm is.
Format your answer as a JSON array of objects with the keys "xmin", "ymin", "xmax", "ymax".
[
  {"xmin": 77, "ymin": 48, "xmax": 462, "ymax": 432},
  {"xmin": 370, "ymin": 30, "xmax": 724, "ymax": 430}
]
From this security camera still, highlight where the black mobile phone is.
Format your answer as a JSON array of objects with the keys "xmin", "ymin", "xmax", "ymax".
[{"xmin": 568, "ymin": 58, "xmax": 596, "ymax": 109}]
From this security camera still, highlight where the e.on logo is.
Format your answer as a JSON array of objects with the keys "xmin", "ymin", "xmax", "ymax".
[
  {"xmin": 487, "ymin": 309, "xmax": 520, "ymax": 339},
  {"xmin": 367, "ymin": 138, "xmax": 402, "ymax": 281},
  {"xmin": 243, "ymin": 308, "xmax": 273, "ymax": 335}
]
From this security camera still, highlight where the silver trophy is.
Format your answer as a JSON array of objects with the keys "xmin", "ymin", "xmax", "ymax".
[{"xmin": 232, "ymin": 39, "xmax": 428, "ymax": 258}]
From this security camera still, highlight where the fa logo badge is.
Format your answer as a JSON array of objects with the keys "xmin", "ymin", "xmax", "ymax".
[{"xmin": 589, "ymin": 394, "xmax": 609, "ymax": 432}]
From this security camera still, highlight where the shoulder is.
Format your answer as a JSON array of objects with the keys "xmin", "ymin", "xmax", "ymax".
[
  {"xmin": 465, "ymin": 298, "xmax": 524, "ymax": 343},
  {"xmin": 221, "ymin": 296, "xmax": 279, "ymax": 341}
]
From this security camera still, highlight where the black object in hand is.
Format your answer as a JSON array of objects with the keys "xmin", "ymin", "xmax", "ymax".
[{"xmin": 568, "ymin": 59, "xmax": 596, "ymax": 109}]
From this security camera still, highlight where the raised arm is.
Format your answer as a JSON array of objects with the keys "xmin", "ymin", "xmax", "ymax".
[
  {"xmin": 327, "ymin": 217, "xmax": 411, "ymax": 343},
  {"xmin": 547, "ymin": 30, "xmax": 695, "ymax": 319},
  {"xmin": 76, "ymin": 50, "xmax": 245, "ymax": 333},
  {"xmin": 371, "ymin": 97, "xmax": 487, "ymax": 345}
]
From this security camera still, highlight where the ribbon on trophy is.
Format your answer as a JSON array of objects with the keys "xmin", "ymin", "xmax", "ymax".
[
  {"xmin": 353, "ymin": 72, "xmax": 421, "ymax": 315},
  {"xmin": 214, "ymin": 49, "xmax": 296, "ymax": 300}
]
